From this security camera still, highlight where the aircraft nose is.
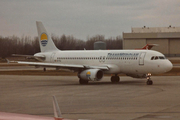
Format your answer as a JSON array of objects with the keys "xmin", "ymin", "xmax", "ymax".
[{"xmin": 164, "ymin": 60, "xmax": 173, "ymax": 72}]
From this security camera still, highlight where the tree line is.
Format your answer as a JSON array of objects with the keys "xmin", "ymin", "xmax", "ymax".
[{"xmin": 0, "ymin": 34, "xmax": 122, "ymax": 58}]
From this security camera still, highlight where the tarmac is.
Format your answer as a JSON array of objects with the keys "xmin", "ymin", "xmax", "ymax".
[{"xmin": 0, "ymin": 75, "xmax": 180, "ymax": 120}]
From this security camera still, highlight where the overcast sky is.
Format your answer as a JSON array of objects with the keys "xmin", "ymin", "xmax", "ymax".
[{"xmin": 0, "ymin": 0, "xmax": 180, "ymax": 40}]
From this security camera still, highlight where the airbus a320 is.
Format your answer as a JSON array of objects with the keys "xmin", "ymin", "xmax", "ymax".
[{"xmin": 16, "ymin": 21, "xmax": 173, "ymax": 85}]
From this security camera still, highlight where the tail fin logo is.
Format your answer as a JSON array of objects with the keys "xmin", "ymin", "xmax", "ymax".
[{"xmin": 40, "ymin": 33, "xmax": 48, "ymax": 46}]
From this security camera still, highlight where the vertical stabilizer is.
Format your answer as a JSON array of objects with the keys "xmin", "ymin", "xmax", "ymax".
[
  {"xmin": 135, "ymin": 44, "xmax": 158, "ymax": 50},
  {"xmin": 36, "ymin": 21, "xmax": 59, "ymax": 52},
  {"xmin": 52, "ymin": 96, "xmax": 63, "ymax": 120}
]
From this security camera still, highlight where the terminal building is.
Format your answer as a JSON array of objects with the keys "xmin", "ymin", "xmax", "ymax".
[{"xmin": 123, "ymin": 26, "xmax": 180, "ymax": 57}]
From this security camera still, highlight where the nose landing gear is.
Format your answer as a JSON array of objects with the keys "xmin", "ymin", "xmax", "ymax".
[{"xmin": 146, "ymin": 73, "xmax": 153, "ymax": 85}]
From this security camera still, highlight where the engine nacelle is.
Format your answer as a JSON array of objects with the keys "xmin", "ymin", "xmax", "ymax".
[
  {"xmin": 78, "ymin": 69, "xmax": 103, "ymax": 81},
  {"xmin": 126, "ymin": 74, "xmax": 146, "ymax": 78}
]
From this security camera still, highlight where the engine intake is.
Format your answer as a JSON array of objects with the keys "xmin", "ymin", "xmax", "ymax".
[{"xmin": 79, "ymin": 69, "xmax": 103, "ymax": 81}]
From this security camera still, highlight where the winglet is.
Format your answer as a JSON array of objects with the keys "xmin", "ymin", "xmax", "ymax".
[{"xmin": 53, "ymin": 96, "xmax": 64, "ymax": 120}]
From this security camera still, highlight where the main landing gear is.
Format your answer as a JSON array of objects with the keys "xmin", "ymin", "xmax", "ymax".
[
  {"xmin": 146, "ymin": 73, "xmax": 153, "ymax": 85},
  {"xmin": 111, "ymin": 74, "xmax": 120, "ymax": 83}
]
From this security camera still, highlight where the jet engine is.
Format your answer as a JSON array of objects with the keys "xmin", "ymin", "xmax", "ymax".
[{"xmin": 78, "ymin": 69, "xmax": 103, "ymax": 81}]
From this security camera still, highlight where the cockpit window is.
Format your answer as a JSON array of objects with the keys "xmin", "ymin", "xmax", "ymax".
[
  {"xmin": 151, "ymin": 56, "xmax": 154, "ymax": 60},
  {"xmin": 155, "ymin": 56, "xmax": 158, "ymax": 60},
  {"xmin": 159, "ymin": 56, "xmax": 165, "ymax": 59},
  {"xmin": 151, "ymin": 56, "xmax": 166, "ymax": 60}
]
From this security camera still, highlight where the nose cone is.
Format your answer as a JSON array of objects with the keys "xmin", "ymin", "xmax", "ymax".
[{"xmin": 164, "ymin": 60, "xmax": 173, "ymax": 72}]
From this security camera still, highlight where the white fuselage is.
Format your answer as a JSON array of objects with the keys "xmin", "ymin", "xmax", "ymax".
[{"xmin": 35, "ymin": 49, "xmax": 173, "ymax": 76}]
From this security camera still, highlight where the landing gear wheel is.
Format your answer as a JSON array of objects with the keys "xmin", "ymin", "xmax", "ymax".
[
  {"xmin": 146, "ymin": 73, "xmax": 153, "ymax": 85},
  {"xmin": 79, "ymin": 79, "xmax": 89, "ymax": 85},
  {"xmin": 147, "ymin": 80, "xmax": 153, "ymax": 85},
  {"xmin": 111, "ymin": 76, "xmax": 120, "ymax": 83}
]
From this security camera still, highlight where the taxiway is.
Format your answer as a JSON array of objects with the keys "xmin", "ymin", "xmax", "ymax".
[{"xmin": 0, "ymin": 75, "xmax": 180, "ymax": 120}]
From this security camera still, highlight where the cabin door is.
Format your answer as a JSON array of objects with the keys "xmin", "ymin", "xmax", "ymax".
[
  {"xmin": 50, "ymin": 53, "xmax": 56, "ymax": 62},
  {"xmin": 139, "ymin": 52, "xmax": 146, "ymax": 65}
]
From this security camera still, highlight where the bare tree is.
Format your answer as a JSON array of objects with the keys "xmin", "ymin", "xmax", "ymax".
[{"xmin": 0, "ymin": 34, "xmax": 122, "ymax": 58}]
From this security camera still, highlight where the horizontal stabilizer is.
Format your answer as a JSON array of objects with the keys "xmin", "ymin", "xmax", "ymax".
[{"xmin": 12, "ymin": 54, "xmax": 45, "ymax": 62}]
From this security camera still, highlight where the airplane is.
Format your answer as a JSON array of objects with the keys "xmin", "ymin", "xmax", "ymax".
[
  {"xmin": 15, "ymin": 21, "xmax": 173, "ymax": 85},
  {"xmin": 0, "ymin": 96, "xmax": 75, "ymax": 120},
  {"xmin": 136, "ymin": 44, "xmax": 158, "ymax": 50}
]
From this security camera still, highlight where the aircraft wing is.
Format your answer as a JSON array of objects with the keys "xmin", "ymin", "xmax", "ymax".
[
  {"xmin": 0, "ymin": 112, "xmax": 54, "ymax": 120},
  {"xmin": 18, "ymin": 61, "xmax": 109, "ymax": 71},
  {"xmin": 0, "ymin": 96, "xmax": 75, "ymax": 120}
]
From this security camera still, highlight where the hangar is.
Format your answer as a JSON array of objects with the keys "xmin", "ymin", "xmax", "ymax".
[{"xmin": 123, "ymin": 26, "xmax": 180, "ymax": 57}]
